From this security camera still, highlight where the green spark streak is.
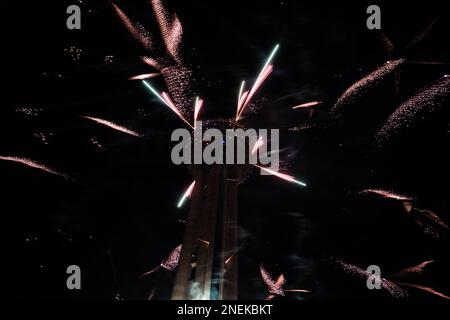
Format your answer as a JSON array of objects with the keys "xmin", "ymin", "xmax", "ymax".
[
  {"xmin": 142, "ymin": 80, "xmax": 167, "ymax": 105},
  {"xmin": 256, "ymin": 44, "xmax": 279, "ymax": 81}
]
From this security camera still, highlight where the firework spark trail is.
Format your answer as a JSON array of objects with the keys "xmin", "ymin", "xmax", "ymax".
[
  {"xmin": 161, "ymin": 244, "xmax": 182, "ymax": 270},
  {"xmin": 376, "ymin": 75, "xmax": 450, "ymax": 143},
  {"xmin": 395, "ymin": 283, "xmax": 450, "ymax": 300},
  {"xmin": 331, "ymin": 59, "xmax": 405, "ymax": 116},
  {"xmin": 147, "ymin": 287, "xmax": 157, "ymax": 300},
  {"xmin": 260, "ymin": 264, "xmax": 285, "ymax": 296},
  {"xmin": 284, "ymin": 289, "xmax": 311, "ymax": 293},
  {"xmin": 198, "ymin": 238, "xmax": 210, "ymax": 246},
  {"xmin": 114, "ymin": 2, "xmax": 192, "ymax": 111},
  {"xmin": 237, "ymin": 81, "xmax": 245, "ymax": 106},
  {"xmin": 151, "ymin": 0, "xmax": 183, "ymax": 62},
  {"xmin": 254, "ymin": 165, "xmax": 306, "ymax": 187},
  {"xmin": 392, "ymin": 260, "xmax": 434, "ymax": 278},
  {"xmin": 81, "ymin": 116, "xmax": 141, "ymax": 137},
  {"xmin": 141, "ymin": 56, "xmax": 161, "ymax": 69},
  {"xmin": 177, "ymin": 181, "xmax": 196, "ymax": 208},
  {"xmin": 407, "ymin": 207, "xmax": 449, "ymax": 237},
  {"xmin": 112, "ymin": 3, "xmax": 153, "ymax": 49},
  {"xmin": 225, "ymin": 255, "xmax": 234, "ymax": 264},
  {"xmin": 237, "ymin": 91, "xmax": 249, "ymax": 117},
  {"xmin": 237, "ymin": 64, "xmax": 273, "ymax": 120},
  {"xmin": 402, "ymin": 201, "xmax": 447, "ymax": 236},
  {"xmin": 292, "ymin": 101, "xmax": 322, "ymax": 109},
  {"xmin": 194, "ymin": 97, "xmax": 204, "ymax": 127},
  {"xmin": 128, "ymin": 73, "xmax": 159, "ymax": 80},
  {"xmin": 0, "ymin": 156, "xmax": 68, "ymax": 179},
  {"xmin": 414, "ymin": 208, "xmax": 449, "ymax": 230},
  {"xmin": 236, "ymin": 44, "xmax": 279, "ymax": 120},
  {"xmin": 406, "ymin": 17, "xmax": 439, "ymax": 49},
  {"xmin": 141, "ymin": 265, "xmax": 161, "ymax": 277},
  {"xmin": 359, "ymin": 189, "xmax": 413, "ymax": 201},
  {"xmin": 142, "ymin": 80, "xmax": 194, "ymax": 129},
  {"xmin": 334, "ymin": 259, "xmax": 408, "ymax": 299},
  {"xmin": 251, "ymin": 136, "xmax": 264, "ymax": 155}
]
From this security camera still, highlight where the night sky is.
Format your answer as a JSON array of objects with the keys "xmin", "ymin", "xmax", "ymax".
[{"xmin": 4, "ymin": 0, "xmax": 450, "ymax": 300}]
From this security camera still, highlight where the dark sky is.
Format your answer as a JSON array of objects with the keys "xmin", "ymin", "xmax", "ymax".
[{"xmin": 3, "ymin": 0, "xmax": 450, "ymax": 300}]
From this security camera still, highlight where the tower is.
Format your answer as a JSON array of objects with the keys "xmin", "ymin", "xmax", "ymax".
[{"xmin": 171, "ymin": 120, "xmax": 250, "ymax": 300}]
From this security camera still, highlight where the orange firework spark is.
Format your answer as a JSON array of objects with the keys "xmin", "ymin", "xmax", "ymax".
[{"xmin": 81, "ymin": 116, "xmax": 141, "ymax": 137}]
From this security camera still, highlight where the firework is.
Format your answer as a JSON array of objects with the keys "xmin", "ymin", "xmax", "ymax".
[
  {"xmin": 0, "ymin": 156, "xmax": 68, "ymax": 179},
  {"xmin": 292, "ymin": 101, "xmax": 322, "ymax": 109},
  {"xmin": 260, "ymin": 264, "xmax": 309, "ymax": 297},
  {"xmin": 334, "ymin": 259, "xmax": 408, "ymax": 299},
  {"xmin": 128, "ymin": 73, "xmax": 159, "ymax": 80},
  {"xmin": 251, "ymin": 136, "xmax": 264, "ymax": 155},
  {"xmin": 254, "ymin": 165, "xmax": 306, "ymax": 187},
  {"xmin": 194, "ymin": 97, "xmax": 204, "ymax": 126},
  {"xmin": 198, "ymin": 238, "xmax": 210, "ymax": 246},
  {"xmin": 177, "ymin": 181, "xmax": 196, "ymax": 208},
  {"xmin": 225, "ymin": 255, "xmax": 234, "ymax": 264},
  {"xmin": 161, "ymin": 244, "xmax": 182, "ymax": 270},
  {"xmin": 147, "ymin": 287, "xmax": 157, "ymax": 300},
  {"xmin": 151, "ymin": 0, "xmax": 183, "ymax": 62},
  {"xmin": 81, "ymin": 116, "xmax": 141, "ymax": 137},
  {"xmin": 331, "ymin": 59, "xmax": 405, "ymax": 116},
  {"xmin": 407, "ymin": 206, "xmax": 449, "ymax": 237},
  {"xmin": 112, "ymin": 3, "xmax": 153, "ymax": 49},
  {"xmin": 392, "ymin": 260, "xmax": 434, "ymax": 278},
  {"xmin": 141, "ymin": 265, "xmax": 161, "ymax": 277},
  {"xmin": 260, "ymin": 264, "xmax": 285, "ymax": 296},
  {"xmin": 395, "ymin": 283, "xmax": 450, "ymax": 300},
  {"xmin": 142, "ymin": 80, "xmax": 194, "ymax": 129},
  {"xmin": 376, "ymin": 75, "xmax": 450, "ymax": 143},
  {"xmin": 236, "ymin": 44, "xmax": 279, "ymax": 121},
  {"xmin": 359, "ymin": 189, "xmax": 413, "ymax": 201}
]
